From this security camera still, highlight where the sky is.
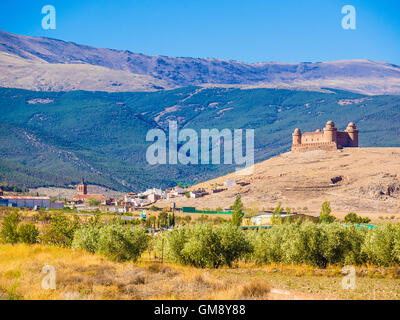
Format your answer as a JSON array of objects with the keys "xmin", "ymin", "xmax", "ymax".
[{"xmin": 1, "ymin": 0, "xmax": 399, "ymax": 64}]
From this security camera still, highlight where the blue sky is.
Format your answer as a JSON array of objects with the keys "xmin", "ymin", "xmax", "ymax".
[{"xmin": 1, "ymin": 0, "xmax": 400, "ymax": 64}]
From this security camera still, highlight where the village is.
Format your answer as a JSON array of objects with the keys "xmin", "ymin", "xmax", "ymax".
[
  {"xmin": 0, "ymin": 121, "xmax": 366, "ymax": 228},
  {"xmin": 0, "ymin": 176, "xmax": 319, "ymax": 228}
]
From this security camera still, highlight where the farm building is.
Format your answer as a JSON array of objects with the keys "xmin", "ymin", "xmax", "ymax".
[
  {"xmin": 0, "ymin": 196, "xmax": 51, "ymax": 209},
  {"xmin": 242, "ymin": 213, "xmax": 319, "ymax": 226},
  {"xmin": 50, "ymin": 201, "xmax": 65, "ymax": 209}
]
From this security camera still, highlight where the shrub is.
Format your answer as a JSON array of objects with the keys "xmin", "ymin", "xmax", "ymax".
[
  {"xmin": 97, "ymin": 224, "xmax": 150, "ymax": 262},
  {"xmin": 320, "ymin": 223, "xmax": 366, "ymax": 265},
  {"xmin": 157, "ymin": 223, "xmax": 252, "ymax": 268},
  {"xmin": 181, "ymin": 224, "xmax": 222, "ymax": 268},
  {"xmin": 72, "ymin": 225, "xmax": 101, "ymax": 253},
  {"xmin": 344, "ymin": 212, "xmax": 371, "ymax": 224},
  {"xmin": 362, "ymin": 224, "xmax": 400, "ymax": 266},
  {"xmin": 40, "ymin": 214, "xmax": 80, "ymax": 247},
  {"xmin": 0, "ymin": 211, "xmax": 20, "ymax": 244},
  {"xmin": 33, "ymin": 210, "xmax": 52, "ymax": 223},
  {"xmin": 18, "ymin": 223, "xmax": 39, "ymax": 244},
  {"xmin": 155, "ymin": 226, "xmax": 188, "ymax": 264},
  {"xmin": 216, "ymin": 223, "xmax": 253, "ymax": 267},
  {"xmin": 282, "ymin": 222, "xmax": 328, "ymax": 267},
  {"xmin": 251, "ymin": 222, "xmax": 367, "ymax": 267},
  {"xmin": 250, "ymin": 226, "xmax": 285, "ymax": 264},
  {"xmin": 238, "ymin": 281, "xmax": 271, "ymax": 299}
]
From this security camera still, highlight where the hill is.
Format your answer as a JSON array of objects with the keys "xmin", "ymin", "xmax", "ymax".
[
  {"xmin": 157, "ymin": 148, "xmax": 400, "ymax": 219},
  {"xmin": 0, "ymin": 86, "xmax": 400, "ymax": 191},
  {"xmin": 1, "ymin": 30, "xmax": 400, "ymax": 94}
]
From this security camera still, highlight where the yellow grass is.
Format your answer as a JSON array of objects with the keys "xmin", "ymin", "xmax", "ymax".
[{"xmin": 1, "ymin": 244, "xmax": 400, "ymax": 300}]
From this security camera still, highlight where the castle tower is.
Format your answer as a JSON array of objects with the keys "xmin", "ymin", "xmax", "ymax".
[
  {"xmin": 323, "ymin": 120, "xmax": 337, "ymax": 143},
  {"xmin": 292, "ymin": 128, "xmax": 302, "ymax": 145},
  {"xmin": 345, "ymin": 122, "xmax": 359, "ymax": 147},
  {"xmin": 77, "ymin": 178, "xmax": 87, "ymax": 195}
]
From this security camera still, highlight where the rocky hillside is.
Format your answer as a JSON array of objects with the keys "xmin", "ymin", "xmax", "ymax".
[
  {"xmin": 157, "ymin": 148, "xmax": 400, "ymax": 219},
  {"xmin": 1, "ymin": 30, "xmax": 400, "ymax": 94}
]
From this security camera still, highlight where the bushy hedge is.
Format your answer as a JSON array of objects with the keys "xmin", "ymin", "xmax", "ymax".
[
  {"xmin": 154, "ymin": 223, "xmax": 252, "ymax": 268},
  {"xmin": 72, "ymin": 223, "xmax": 150, "ymax": 262},
  {"xmin": 250, "ymin": 222, "xmax": 400, "ymax": 267},
  {"xmin": 362, "ymin": 223, "xmax": 400, "ymax": 266},
  {"xmin": 40, "ymin": 214, "xmax": 80, "ymax": 247},
  {"xmin": 72, "ymin": 225, "xmax": 100, "ymax": 254},
  {"xmin": 2, "ymin": 210, "xmax": 400, "ymax": 268},
  {"xmin": 0, "ymin": 212, "xmax": 39, "ymax": 244}
]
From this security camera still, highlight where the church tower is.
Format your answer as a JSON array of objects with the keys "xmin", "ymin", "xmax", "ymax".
[{"xmin": 77, "ymin": 179, "xmax": 87, "ymax": 195}]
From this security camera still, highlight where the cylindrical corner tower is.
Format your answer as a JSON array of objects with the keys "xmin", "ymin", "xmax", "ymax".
[
  {"xmin": 324, "ymin": 120, "xmax": 337, "ymax": 143},
  {"xmin": 292, "ymin": 128, "xmax": 302, "ymax": 145},
  {"xmin": 345, "ymin": 122, "xmax": 358, "ymax": 147}
]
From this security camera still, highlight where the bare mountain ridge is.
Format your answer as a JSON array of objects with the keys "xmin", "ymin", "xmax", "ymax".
[{"xmin": 1, "ymin": 30, "xmax": 400, "ymax": 94}]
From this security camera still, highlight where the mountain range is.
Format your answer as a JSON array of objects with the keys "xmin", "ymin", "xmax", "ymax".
[
  {"xmin": 0, "ymin": 30, "xmax": 400, "ymax": 192},
  {"xmin": 1, "ymin": 30, "xmax": 400, "ymax": 95},
  {"xmin": 0, "ymin": 86, "xmax": 399, "ymax": 191}
]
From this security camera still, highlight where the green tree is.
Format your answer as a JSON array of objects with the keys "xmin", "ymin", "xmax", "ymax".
[
  {"xmin": 72, "ymin": 225, "xmax": 101, "ymax": 253},
  {"xmin": 169, "ymin": 211, "xmax": 175, "ymax": 227},
  {"xmin": 157, "ymin": 223, "xmax": 252, "ymax": 268},
  {"xmin": 0, "ymin": 211, "xmax": 20, "ymax": 244},
  {"xmin": 344, "ymin": 212, "xmax": 371, "ymax": 224},
  {"xmin": 18, "ymin": 223, "xmax": 39, "ymax": 244},
  {"xmin": 231, "ymin": 195, "xmax": 244, "ymax": 226},
  {"xmin": 319, "ymin": 201, "xmax": 335, "ymax": 223},
  {"xmin": 271, "ymin": 203, "xmax": 284, "ymax": 225},
  {"xmin": 158, "ymin": 211, "xmax": 169, "ymax": 228},
  {"xmin": 40, "ymin": 214, "xmax": 80, "ymax": 247},
  {"xmin": 97, "ymin": 224, "xmax": 150, "ymax": 262}
]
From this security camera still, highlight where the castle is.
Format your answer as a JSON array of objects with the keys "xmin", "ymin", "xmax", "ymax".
[{"xmin": 292, "ymin": 121, "xmax": 358, "ymax": 153}]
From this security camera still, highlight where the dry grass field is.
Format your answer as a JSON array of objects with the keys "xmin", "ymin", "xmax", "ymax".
[{"xmin": 1, "ymin": 244, "xmax": 400, "ymax": 300}]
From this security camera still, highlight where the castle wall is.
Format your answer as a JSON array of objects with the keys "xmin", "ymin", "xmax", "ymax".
[
  {"xmin": 292, "ymin": 141, "xmax": 338, "ymax": 153},
  {"xmin": 291, "ymin": 121, "xmax": 358, "ymax": 153},
  {"xmin": 300, "ymin": 132, "xmax": 325, "ymax": 144},
  {"xmin": 337, "ymin": 131, "xmax": 349, "ymax": 148},
  {"xmin": 347, "ymin": 131, "xmax": 358, "ymax": 147}
]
